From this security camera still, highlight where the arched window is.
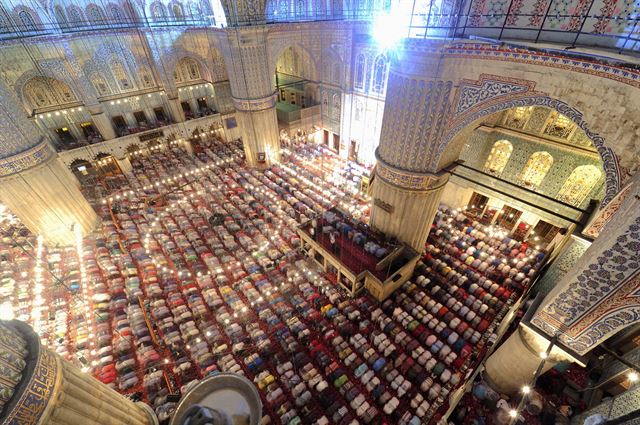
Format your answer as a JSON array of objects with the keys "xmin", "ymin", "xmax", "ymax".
[
  {"xmin": 297, "ymin": 0, "xmax": 306, "ymax": 17},
  {"xmin": 557, "ymin": 165, "xmax": 602, "ymax": 206},
  {"xmin": 332, "ymin": 93, "xmax": 341, "ymax": 122},
  {"xmin": 54, "ymin": 5, "xmax": 67, "ymax": 28},
  {"xmin": 484, "ymin": 140, "xmax": 513, "ymax": 175},
  {"xmin": 151, "ymin": 2, "xmax": 167, "ymax": 20},
  {"xmin": 0, "ymin": 9, "xmax": 9, "ymax": 33},
  {"xmin": 174, "ymin": 57, "xmax": 201, "ymax": 82},
  {"xmin": 18, "ymin": 10, "xmax": 37, "ymax": 31},
  {"xmin": 504, "ymin": 106, "xmax": 532, "ymax": 129},
  {"xmin": 123, "ymin": 0, "xmax": 138, "ymax": 22},
  {"xmin": 24, "ymin": 77, "xmax": 78, "ymax": 110},
  {"xmin": 111, "ymin": 60, "xmax": 131, "ymax": 90},
  {"xmin": 139, "ymin": 67, "xmax": 154, "ymax": 87},
  {"xmin": 90, "ymin": 73, "xmax": 111, "ymax": 96},
  {"xmin": 86, "ymin": 4, "xmax": 106, "ymax": 24},
  {"xmin": 190, "ymin": 2, "xmax": 200, "ymax": 18},
  {"xmin": 372, "ymin": 55, "xmax": 387, "ymax": 94},
  {"xmin": 519, "ymin": 151, "xmax": 553, "ymax": 188},
  {"xmin": 544, "ymin": 111, "xmax": 575, "ymax": 139},
  {"xmin": 109, "ymin": 5, "xmax": 124, "ymax": 22},
  {"xmin": 171, "ymin": 3, "xmax": 185, "ymax": 20},
  {"xmin": 67, "ymin": 6, "xmax": 84, "ymax": 24},
  {"xmin": 354, "ymin": 54, "xmax": 366, "ymax": 90}
]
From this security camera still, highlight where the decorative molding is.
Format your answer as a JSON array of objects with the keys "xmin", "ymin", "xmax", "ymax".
[
  {"xmin": 441, "ymin": 42, "xmax": 640, "ymax": 90},
  {"xmin": 4, "ymin": 348, "xmax": 58, "ymax": 425},
  {"xmin": 453, "ymin": 75, "xmax": 537, "ymax": 116},
  {"xmin": 532, "ymin": 214, "xmax": 640, "ymax": 354},
  {"xmin": 232, "ymin": 93, "xmax": 278, "ymax": 112},
  {"xmin": 440, "ymin": 76, "xmax": 621, "ymax": 206},
  {"xmin": 584, "ymin": 182, "xmax": 635, "ymax": 238},
  {"xmin": 0, "ymin": 140, "xmax": 55, "ymax": 177},
  {"xmin": 374, "ymin": 154, "xmax": 449, "ymax": 191}
]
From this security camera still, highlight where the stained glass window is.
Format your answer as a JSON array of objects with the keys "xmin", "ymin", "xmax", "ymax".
[
  {"xmin": 18, "ymin": 10, "xmax": 37, "ymax": 31},
  {"xmin": 67, "ymin": 6, "xmax": 84, "ymax": 24},
  {"xmin": 112, "ymin": 61, "xmax": 131, "ymax": 90},
  {"xmin": 86, "ymin": 5, "xmax": 105, "ymax": 24},
  {"xmin": 372, "ymin": 55, "xmax": 387, "ymax": 95},
  {"xmin": 174, "ymin": 58, "xmax": 201, "ymax": 82},
  {"xmin": 519, "ymin": 151, "xmax": 553, "ymax": 187},
  {"xmin": 557, "ymin": 165, "xmax": 601, "ymax": 206},
  {"xmin": 504, "ymin": 106, "xmax": 532, "ymax": 129},
  {"xmin": 172, "ymin": 3, "xmax": 185, "ymax": 20},
  {"xmin": 151, "ymin": 2, "xmax": 167, "ymax": 20},
  {"xmin": 54, "ymin": 6, "xmax": 67, "ymax": 28},
  {"xmin": 484, "ymin": 140, "xmax": 513, "ymax": 175},
  {"xmin": 543, "ymin": 112, "xmax": 575, "ymax": 139}
]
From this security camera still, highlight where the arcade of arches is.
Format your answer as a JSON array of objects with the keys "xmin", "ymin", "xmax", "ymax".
[{"xmin": 0, "ymin": 1, "xmax": 639, "ymax": 425}]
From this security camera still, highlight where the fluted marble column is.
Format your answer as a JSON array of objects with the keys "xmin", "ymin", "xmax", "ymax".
[
  {"xmin": 370, "ymin": 42, "xmax": 453, "ymax": 252},
  {"xmin": 0, "ymin": 79, "xmax": 98, "ymax": 246},
  {"xmin": 485, "ymin": 172, "xmax": 640, "ymax": 393},
  {"xmin": 0, "ymin": 320, "xmax": 157, "ymax": 425},
  {"xmin": 223, "ymin": 26, "xmax": 280, "ymax": 168}
]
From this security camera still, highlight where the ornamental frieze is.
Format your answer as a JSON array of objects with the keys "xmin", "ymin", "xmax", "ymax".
[{"xmin": 0, "ymin": 140, "xmax": 55, "ymax": 178}]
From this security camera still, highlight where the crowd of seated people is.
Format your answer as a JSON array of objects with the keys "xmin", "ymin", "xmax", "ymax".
[{"xmin": 0, "ymin": 139, "xmax": 549, "ymax": 425}]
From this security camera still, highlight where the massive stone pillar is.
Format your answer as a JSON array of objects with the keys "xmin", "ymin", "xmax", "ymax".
[
  {"xmin": 370, "ymin": 42, "xmax": 453, "ymax": 252},
  {"xmin": 167, "ymin": 94, "xmax": 185, "ymax": 123},
  {"xmin": 485, "ymin": 172, "xmax": 640, "ymax": 393},
  {"xmin": 0, "ymin": 79, "xmax": 98, "ymax": 246},
  {"xmin": 87, "ymin": 104, "xmax": 117, "ymax": 140},
  {"xmin": 484, "ymin": 325, "xmax": 575, "ymax": 394},
  {"xmin": 222, "ymin": 20, "xmax": 280, "ymax": 168},
  {"xmin": 0, "ymin": 320, "xmax": 157, "ymax": 425}
]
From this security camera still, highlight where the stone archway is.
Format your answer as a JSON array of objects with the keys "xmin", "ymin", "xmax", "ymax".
[{"xmin": 436, "ymin": 74, "xmax": 621, "ymax": 206}]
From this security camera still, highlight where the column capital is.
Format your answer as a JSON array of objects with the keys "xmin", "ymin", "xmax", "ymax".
[
  {"xmin": 374, "ymin": 152, "xmax": 449, "ymax": 192},
  {"xmin": 231, "ymin": 92, "xmax": 278, "ymax": 112},
  {"xmin": 0, "ymin": 139, "xmax": 55, "ymax": 178}
]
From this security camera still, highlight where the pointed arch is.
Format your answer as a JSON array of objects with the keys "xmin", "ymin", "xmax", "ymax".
[
  {"xmin": 150, "ymin": 1, "xmax": 168, "ymax": 21},
  {"xmin": 53, "ymin": 5, "xmax": 67, "ymax": 28},
  {"xmin": 67, "ymin": 6, "xmax": 84, "ymax": 24},
  {"xmin": 86, "ymin": 4, "xmax": 106, "ymax": 24},
  {"xmin": 111, "ymin": 59, "xmax": 133, "ymax": 90},
  {"xmin": 107, "ymin": 3, "xmax": 125, "ymax": 23},
  {"xmin": 170, "ymin": 2, "xmax": 185, "ymax": 21},
  {"xmin": 16, "ymin": 9, "xmax": 38, "ymax": 31},
  {"xmin": 174, "ymin": 57, "xmax": 202, "ymax": 83},
  {"xmin": 22, "ymin": 76, "xmax": 78, "ymax": 111}
]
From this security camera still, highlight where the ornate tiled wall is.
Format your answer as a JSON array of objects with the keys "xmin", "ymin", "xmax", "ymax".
[
  {"xmin": 572, "ymin": 383, "xmax": 640, "ymax": 424},
  {"xmin": 459, "ymin": 127, "xmax": 605, "ymax": 208},
  {"xmin": 531, "ymin": 174, "xmax": 640, "ymax": 354},
  {"xmin": 535, "ymin": 237, "xmax": 591, "ymax": 296}
]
